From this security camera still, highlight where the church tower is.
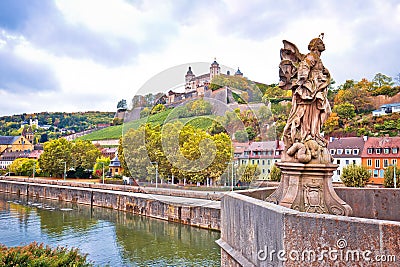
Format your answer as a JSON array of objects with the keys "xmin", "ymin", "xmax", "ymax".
[{"xmin": 209, "ymin": 58, "xmax": 220, "ymax": 81}]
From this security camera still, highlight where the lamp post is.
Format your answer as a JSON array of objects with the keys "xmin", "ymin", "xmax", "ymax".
[
  {"xmin": 150, "ymin": 162, "xmax": 158, "ymax": 188},
  {"xmin": 226, "ymin": 161, "xmax": 234, "ymax": 191},
  {"xmin": 63, "ymin": 162, "xmax": 67, "ymax": 181},
  {"xmin": 32, "ymin": 162, "xmax": 36, "ymax": 179},
  {"xmin": 389, "ymin": 164, "xmax": 397, "ymax": 188},
  {"xmin": 99, "ymin": 162, "xmax": 105, "ymax": 184}
]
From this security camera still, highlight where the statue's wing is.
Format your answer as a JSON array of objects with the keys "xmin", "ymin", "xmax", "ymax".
[
  {"xmin": 279, "ymin": 40, "xmax": 304, "ymax": 90},
  {"xmin": 280, "ymin": 40, "xmax": 304, "ymax": 62}
]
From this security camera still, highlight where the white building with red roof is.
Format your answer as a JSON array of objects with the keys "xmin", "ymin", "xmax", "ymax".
[
  {"xmin": 327, "ymin": 137, "xmax": 366, "ymax": 182},
  {"xmin": 237, "ymin": 140, "xmax": 284, "ymax": 179}
]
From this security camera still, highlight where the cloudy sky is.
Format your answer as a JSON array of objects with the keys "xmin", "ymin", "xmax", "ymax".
[{"xmin": 0, "ymin": 0, "xmax": 399, "ymax": 116}]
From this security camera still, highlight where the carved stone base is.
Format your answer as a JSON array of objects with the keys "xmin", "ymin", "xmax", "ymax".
[{"xmin": 266, "ymin": 162, "xmax": 352, "ymax": 216}]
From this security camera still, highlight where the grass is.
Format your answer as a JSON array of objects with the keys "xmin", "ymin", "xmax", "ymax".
[{"xmin": 79, "ymin": 109, "xmax": 215, "ymax": 141}]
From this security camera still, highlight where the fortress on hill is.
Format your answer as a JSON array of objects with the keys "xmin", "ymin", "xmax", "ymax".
[{"xmin": 166, "ymin": 59, "xmax": 243, "ymax": 106}]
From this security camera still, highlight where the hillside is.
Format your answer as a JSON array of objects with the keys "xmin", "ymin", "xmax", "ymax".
[
  {"xmin": 79, "ymin": 108, "xmax": 215, "ymax": 141},
  {"xmin": 0, "ymin": 111, "xmax": 114, "ymax": 141}
]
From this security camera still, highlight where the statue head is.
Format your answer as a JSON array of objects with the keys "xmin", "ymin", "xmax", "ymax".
[{"xmin": 308, "ymin": 35, "xmax": 325, "ymax": 52}]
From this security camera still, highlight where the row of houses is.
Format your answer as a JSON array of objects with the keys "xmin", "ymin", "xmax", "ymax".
[
  {"xmin": 0, "ymin": 134, "xmax": 122, "ymax": 177},
  {"xmin": 1, "ymin": 132, "xmax": 399, "ymax": 185},
  {"xmin": 234, "ymin": 136, "xmax": 400, "ymax": 185}
]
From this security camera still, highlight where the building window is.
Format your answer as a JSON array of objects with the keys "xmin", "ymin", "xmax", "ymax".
[
  {"xmin": 375, "ymin": 159, "xmax": 380, "ymax": 168},
  {"xmin": 337, "ymin": 149, "xmax": 343, "ymax": 155},
  {"xmin": 337, "ymin": 170, "xmax": 340, "ymax": 175},
  {"xmin": 353, "ymin": 160, "xmax": 356, "ymax": 164},
  {"xmin": 267, "ymin": 159, "xmax": 271, "ymax": 165},
  {"xmin": 252, "ymin": 160, "xmax": 255, "ymax": 164},
  {"xmin": 367, "ymin": 159, "xmax": 372, "ymax": 166},
  {"xmin": 262, "ymin": 160, "xmax": 265, "ymax": 165},
  {"xmin": 373, "ymin": 169, "xmax": 378, "ymax": 178},
  {"xmin": 383, "ymin": 159, "xmax": 389, "ymax": 168},
  {"xmin": 336, "ymin": 160, "xmax": 340, "ymax": 164},
  {"xmin": 330, "ymin": 149, "xmax": 335, "ymax": 155},
  {"xmin": 262, "ymin": 169, "xmax": 265, "ymax": 174},
  {"xmin": 345, "ymin": 149, "xmax": 351, "ymax": 155},
  {"xmin": 380, "ymin": 170, "xmax": 385, "ymax": 178},
  {"xmin": 345, "ymin": 160, "xmax": 349, "ymax": 164},
  {"xmin": 393, "ymin": 147, "xmax": 398, "ymax": 154},
  {"xmin": 393, "ymin": 159, "xmax": 398, "ymax": 165},
  {"xmin": 384, "ymin": 148, "xmax": 390, "ymax": 154},
  {"xmin": 376, "ymin": 148, "xmax": 382, "ymax": 154},
  {"xmin": 353, "ymin": 149, "xmax": 359, "ymax": 155},
  {"xmin": 367, "ymin": 148, "xmax": 373, "ymax": 154}
]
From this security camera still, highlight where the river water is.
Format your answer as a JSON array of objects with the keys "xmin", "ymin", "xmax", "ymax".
[{"xmin": 0, "ymin": 193, "xmax": 221, "ymax": 266}]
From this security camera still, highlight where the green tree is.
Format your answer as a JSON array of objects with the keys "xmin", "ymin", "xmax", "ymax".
[
  {"xmin": 150, "ymin": 104, "xmax": 165, "ymax": 115},
  {"xmin": 93, "ymin": 157, "xmax": 110, "ymax": 178},
  {"xmin": 245, "ymin": 126, "xmax": 257, "ymax": 140},
  {"xmin": 140, "ymin": 107, "xmax": 151, "ymax": 118},
  {"xmin": 333, "ymin": 103, "xmax": 356, "ymax": 120},
  {"xmin": 234, "ymin": 130, "xmax": 248, "ymax": 142},
  {"xmin": 39, "ymin": 139, "xmax": 73, "ymax": 177},
  {"xmin": 269, "ymin": 164, "xmax": 281, "ymax": 181},
  {"xmin": 340, "ymin": 164, "xmax": 370, "ymax": 187},
  {"xmin": 121, "ymin": 126, "xmax": 152, "ymax": 181},
  {"xmin": 383, "ymin": 166, "xmax": 400, "ymax": 188},
  {"xmin": 237, "ymin": 164, "xmax": 260, "ymax": 183},
  {"xmin": 372, "ymin": 73, "xmax": 394, "ymax": 88},
  {"xmin": 334, "ymin": 79, "xmax": 373, "ymax": 113},
  {"xmin": 8, "ymin": 158, "xmax": 38, "ymax": 176},
  {"xmin": 71, "ymin": 140, "xmax": 101, "ymax": 171}
]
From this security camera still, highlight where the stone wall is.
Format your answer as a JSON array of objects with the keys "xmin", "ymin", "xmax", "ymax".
[
  {"xmin": 241, "ymin": 187, "xmax": 400, "ymax": 222},
  {"xmin": 0, "ymin": 179, "xmax": 221, "ymax": 231},
  {"xmin": 335, "ymin": 187, "xmax": 400, "ymax": 221},
  {"xmin": 217, "ymin": 192, "xmax": 400, "ymax": 266}
]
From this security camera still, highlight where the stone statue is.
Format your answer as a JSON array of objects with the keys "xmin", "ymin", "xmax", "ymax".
[
  {"xmin": 266, "ymin": 34, "xmax": 352, "ymax": 216},
  {"xmin": 279, "ymin": 33, "xmax": 332, "ymax": 164}
]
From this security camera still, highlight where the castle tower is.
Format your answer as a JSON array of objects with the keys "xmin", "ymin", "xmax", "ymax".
[
  {"xmin": 210, "ymin": 58, "xmax": 220, "ymax": 81},
  {"xmin": 185, "ymin": 66, "xmax": 195, "ymax": 91},
  {"xmin": 234, "ymin": 67, "xmax": 243, "ymax": 77}
]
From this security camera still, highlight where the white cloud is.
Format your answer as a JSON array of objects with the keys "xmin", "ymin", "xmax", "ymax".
[{"xmin": 1, "ymin": 0, "xmax": 400, "ymax": 116}]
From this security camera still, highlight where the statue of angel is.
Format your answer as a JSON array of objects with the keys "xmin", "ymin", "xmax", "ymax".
[{"xmin": 279, "ymin": 34, "xmax": 332, "ymax": 163}]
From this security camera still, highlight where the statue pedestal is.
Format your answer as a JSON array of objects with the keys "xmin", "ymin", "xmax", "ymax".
[{"xmin": 267, "ymin": 162, "xmax": 352, "ymax": 216}]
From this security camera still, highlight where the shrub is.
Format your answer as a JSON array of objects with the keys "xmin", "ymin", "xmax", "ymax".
[
  {"xmin": 269, "ymin": 164, "xmax": 281, "ymax": 181},
  {"xmin": 340, "ymin": 164, "xmax": 370, "ymax": 187},
  {"xmin": 0, "ymin": 242, "xmax": 91, "ymax": 266},
  {"xmin": 383, "ymin": 166, "xmax": 400, "ymax": 188}
]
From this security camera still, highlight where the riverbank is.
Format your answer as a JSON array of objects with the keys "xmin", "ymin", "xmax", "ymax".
[{"xmin": 0, "ymin": 177, "xmax": 221, "ymax": 231}]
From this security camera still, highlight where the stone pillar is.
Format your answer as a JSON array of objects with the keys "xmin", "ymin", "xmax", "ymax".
[{"xmin": 267, "ymin": 162, "xmax": 352, "ymax": 216}]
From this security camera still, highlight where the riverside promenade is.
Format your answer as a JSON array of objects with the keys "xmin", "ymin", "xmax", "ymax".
[{"xmin": 0, "ymin": 176, "xmax": 222, "ymax": 230}]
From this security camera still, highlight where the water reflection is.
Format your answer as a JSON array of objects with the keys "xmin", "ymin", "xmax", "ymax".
[{"xmin": 0, "ymin": 193, "xmax": 220, "ymax": 266}]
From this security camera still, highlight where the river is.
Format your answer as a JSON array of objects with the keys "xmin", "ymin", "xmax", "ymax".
[{"xmin": 0, "ymin": 193, "xmax": 221, "ymax": 266}]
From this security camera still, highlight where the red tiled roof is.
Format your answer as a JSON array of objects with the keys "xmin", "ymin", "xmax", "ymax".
[{"xmin": 360, "ymin": 136, "xmax": 400, "ymax": 158}]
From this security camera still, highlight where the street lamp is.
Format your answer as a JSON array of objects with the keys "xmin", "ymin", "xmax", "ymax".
[
  {"xmin": 99, "ymin": 162, "xmax": 105, "ymax": 184},
  {"xmin": 150, "ymin": 162, "xmax": 158, "ymax": 188},
  {"xmin": 389, "ymin": 164, "xmax": 397, "ymax": 188},
  {"xmin": 226, "ymin": 161, "xmax": 235, "ymax": 191},
  {"xmin": 63, "ymin": 161, "xmax": 67, "ymax": 181},
  {"xmin": 32, "ymin": 162, "xmax": 36, "ymax": 179}
]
